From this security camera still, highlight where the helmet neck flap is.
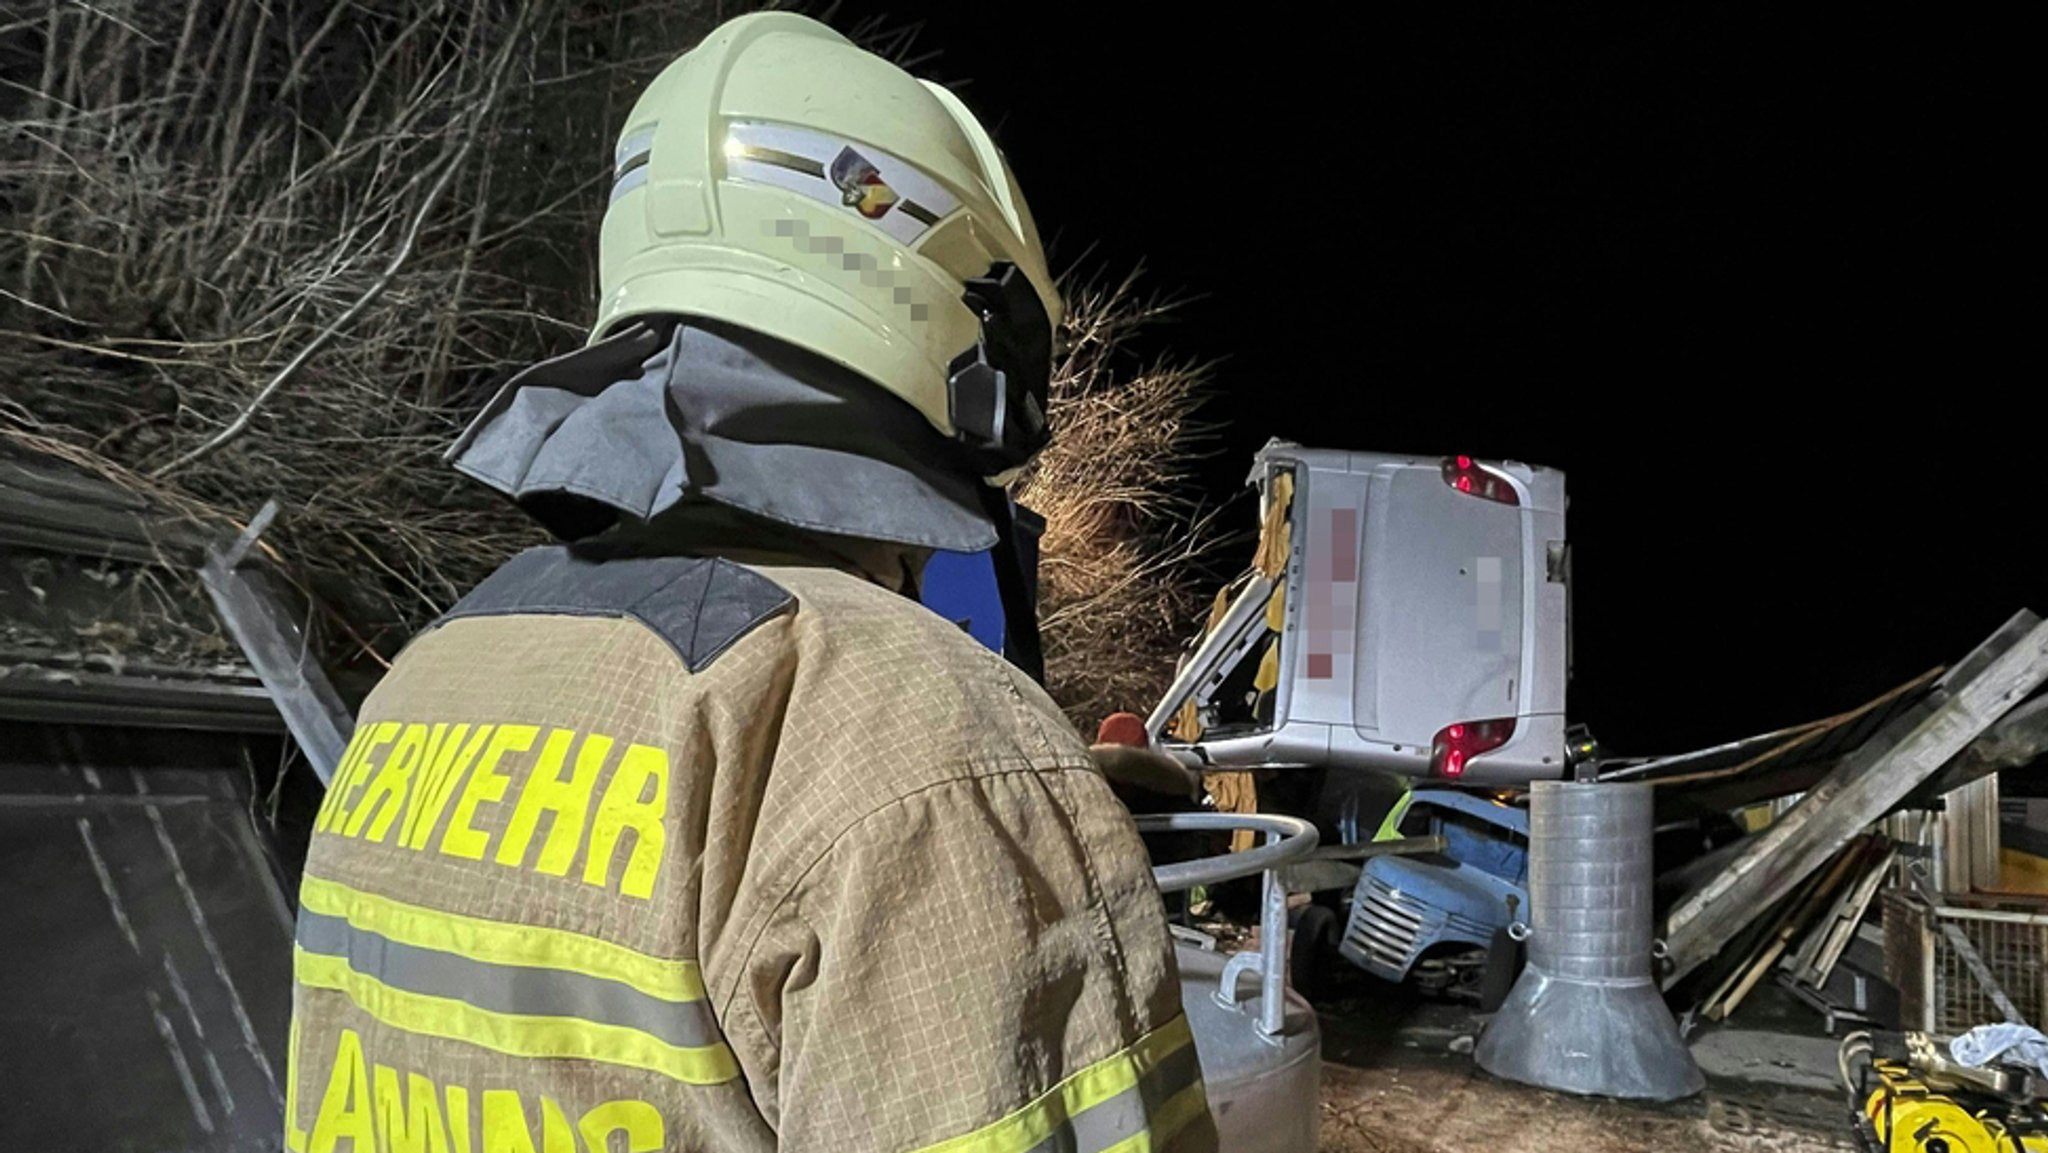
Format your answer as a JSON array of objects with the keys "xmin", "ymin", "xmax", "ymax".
[{"xmin": 448, "ymin": 318, "xmax": 1003, "ymax": 561}]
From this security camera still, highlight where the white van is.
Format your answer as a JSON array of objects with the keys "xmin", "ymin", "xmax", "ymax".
[{"xmin": 1149, "ymin": 440, "xmax": 1569, "ymax": 785}]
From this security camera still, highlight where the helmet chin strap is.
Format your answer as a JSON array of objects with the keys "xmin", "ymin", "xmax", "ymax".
[{"xmin": 976, "ymin": 482, "xmax": 1046, "ymax": 686}]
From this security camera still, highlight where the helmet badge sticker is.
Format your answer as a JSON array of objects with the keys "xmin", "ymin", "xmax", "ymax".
[
  {"xmin": 724, "ymin": 121, "xmax": 959, "ymax": 246},
  {"xmin": 828, "ymin": 147, "xmax": 900, "ymax": 220}
]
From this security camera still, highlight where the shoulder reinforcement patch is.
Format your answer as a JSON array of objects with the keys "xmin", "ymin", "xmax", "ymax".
[{"xmin": 437, "ymin": 546, "xmax": 795, "ymax": 672}]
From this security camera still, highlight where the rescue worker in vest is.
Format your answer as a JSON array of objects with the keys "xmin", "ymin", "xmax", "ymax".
[{"xmin": 285, "ymin": 13, "xmax": 1218, "ymax": 1153}]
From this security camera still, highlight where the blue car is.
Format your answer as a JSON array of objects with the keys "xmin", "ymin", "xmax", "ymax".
[{"xmin": 1339, "ymin": 789, "xmax": 1530, "ymax": 998}]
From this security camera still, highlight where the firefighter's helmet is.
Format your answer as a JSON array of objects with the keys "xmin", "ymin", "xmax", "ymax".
[{"xmin": 598, "ymin": 13, "xmax": 1062, "ymax": 479}]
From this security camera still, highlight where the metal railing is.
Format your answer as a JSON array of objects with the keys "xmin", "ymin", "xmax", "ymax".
[{"xmin": 1133, "ymin": 812, "xmax": 1319, "ymax": 1039}]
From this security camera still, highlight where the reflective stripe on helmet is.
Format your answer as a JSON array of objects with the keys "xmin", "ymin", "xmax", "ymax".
[
  {"xmin": 614, "ymin": 125, "xmax": 657, "ymax": 175},
  {"xmin": 611, "ymin": 126, "xmax": 658, "ymax": 205},
  {"xmin": 293, "ymin": 874, "xmax": 738, "ymax": 1085},
  {"xmin": 723, "ymin": 120, "xmax": 960, "ymax": 246},
  {"xmin": 907, "ymin": 1014, "xmax": 1208, "ymax": 1153}
]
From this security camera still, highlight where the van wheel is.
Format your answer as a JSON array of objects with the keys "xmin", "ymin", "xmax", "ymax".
[
  {"xmin": 1291, "ymin": 904, "xmax": 1342, "ymax": 998},
  {"xmin": 1477, "ymin": 925, "xmax": 1523, "ymax": 1013}
]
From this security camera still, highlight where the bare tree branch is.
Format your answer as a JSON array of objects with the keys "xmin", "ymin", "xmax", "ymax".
[{"xmin": 150, "ymin": 5, "xmax": 535, "ymax": 479}]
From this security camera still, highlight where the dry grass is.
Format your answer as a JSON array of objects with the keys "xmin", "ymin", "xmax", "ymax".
[
  {"xmin": 0, "ymin": 1, "xmax": 1219, "ymax": 721},
  {"xmin": 1019, "ymin": 270, "xmax": 1229, "ymax": 729},
  {"xmin": 0, "ymin": 0, "xmax": 749, "ymax": 675}
]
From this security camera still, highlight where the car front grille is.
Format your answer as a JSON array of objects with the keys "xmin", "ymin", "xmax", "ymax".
[{"xmin": 1342, "ymin": 874, "xmax": 1429, "ymax": 977}]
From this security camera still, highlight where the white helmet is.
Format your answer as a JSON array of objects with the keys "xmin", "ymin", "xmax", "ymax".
[{"xmin": 596, "ymin": 12, "xmax": 1063, "ymax": 479}]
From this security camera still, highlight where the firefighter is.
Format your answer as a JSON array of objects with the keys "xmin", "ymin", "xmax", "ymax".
[{"xmin": 285, "ymin": 13, "xmax": 1217, "ymax": 1153}]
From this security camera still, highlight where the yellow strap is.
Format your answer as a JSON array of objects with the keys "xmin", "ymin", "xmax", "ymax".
[
  {"xmin": 299, "ymin": 873, "xmax": 704, "ymax": 1002},
  {"xmin": 1252, "ymin": 469, "xmax": 1294, "ymax": 579},
  {"xmin": 294, "ymin": 947, "xmax": 739, "ymax": 1085},
  {"xmin": 1203, "ymin": 583, "xmax": 1234, "ymax": 633},
  {"xmin": 1204, "ymin": 771, "xmax": 1261, "ymax": 855},
  {"xmin": 1253, "ymin": 641, "xmax": 1281, "ymax": 694}
]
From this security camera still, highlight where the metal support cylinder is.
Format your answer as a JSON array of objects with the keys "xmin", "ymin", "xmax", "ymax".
[{"xmin": 1474, "ymin": 780, "xmax": 1704, "ymax": 1100}]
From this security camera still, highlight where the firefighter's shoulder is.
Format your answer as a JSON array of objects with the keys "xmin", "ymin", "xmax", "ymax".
[
  {"xmin": 753, "ymin": 562, "xmax": 1092, "ymax": 783},
  {"xmin": 436, "ymin": 544, "xmax": 796, "ymax": 672}
]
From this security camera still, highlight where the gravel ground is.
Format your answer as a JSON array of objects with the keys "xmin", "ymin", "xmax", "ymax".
[
  {"xmin": 1317, "ymin": 1060, "xmax": 1857, "ymax": 1153},
  {"xmin": 1310, "ymin": 977, "xmax": 1861, "ymax": 1152}
]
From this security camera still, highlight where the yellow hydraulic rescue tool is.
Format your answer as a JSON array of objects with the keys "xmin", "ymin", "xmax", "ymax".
[{"xmin": 1845, "ymin": 1031, "xmax": 2048, "ymax": 1152}]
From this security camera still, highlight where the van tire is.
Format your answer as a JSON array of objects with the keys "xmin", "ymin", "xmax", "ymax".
[
  {"xmin": 1478, "ymin": 925, "xmax": 1523, "ymax": 1013},
  {"xmin": 1291, "ymin": 904, "xmax": 1342, "ymax": 998}
]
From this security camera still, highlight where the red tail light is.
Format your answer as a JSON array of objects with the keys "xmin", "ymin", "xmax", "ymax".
[
  {"xmin": 1441, "ymin": 456, "xmax": 1519, "ymax": 506},
  {"xmin": 1431, "ymin": 718, "xmax": 1517, "ymax": 778}
]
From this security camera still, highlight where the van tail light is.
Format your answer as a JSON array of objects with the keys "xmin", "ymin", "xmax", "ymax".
[
  {"xmin": 1431, "ymin": 718, "xmax": 1517, "ymax": 778},
  {"xmin": 1441, "ymin": 456, "xmax": 1520, "ymax": 506}
]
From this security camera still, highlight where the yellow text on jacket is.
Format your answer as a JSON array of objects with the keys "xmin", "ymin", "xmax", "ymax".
[{"xmin": 314, "ymin": 721, "xmax": 668, "ymax": 898}]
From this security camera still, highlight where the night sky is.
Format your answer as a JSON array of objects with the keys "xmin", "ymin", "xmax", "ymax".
[{"xmin": 855, "ymin": 4, "xmax": 2038, "ymax": 754}]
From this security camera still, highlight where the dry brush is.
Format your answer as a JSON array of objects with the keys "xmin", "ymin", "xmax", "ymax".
[{"xmin": 0, "ymin": 0, "xmax": 1218, "ymax": 721}]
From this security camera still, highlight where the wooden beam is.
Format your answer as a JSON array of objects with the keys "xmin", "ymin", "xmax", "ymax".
[
  {"xmin": 1907, "ymin": 693, "xmax": 2048, "ymax": 806},
  {"xmin": 1663, "ymin": 611, "xmax": 2048, "ymax": 986},
  {"xmin": 1705, "ymin": 843, "xmax": 1865, "ymax": 1020}
]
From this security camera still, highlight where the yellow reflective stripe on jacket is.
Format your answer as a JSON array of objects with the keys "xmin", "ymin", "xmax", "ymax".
[
  {"xmin": 293, "ymin": 875, "xmax": 738, "ymax": 1085},
  {"xmin": 293, "ymin": 947, "xmax": 739, "ymax": 1085},
  {"xmin": 299, "ymin": 873, "xmax": 704, "ymax": 1001},
  {"xmin": 911, "ymin": 1015, "xmax": 1206, "ymax": 1153}
]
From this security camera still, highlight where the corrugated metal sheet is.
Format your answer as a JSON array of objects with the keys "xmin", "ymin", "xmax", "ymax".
[{"xmin": 0, "ymin": 446, "xmax": 209, "ymax": 565}]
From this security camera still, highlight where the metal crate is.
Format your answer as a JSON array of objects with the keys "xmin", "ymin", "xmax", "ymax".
[{"xmin": 1884, "ymin": 889, "xmax": 2048, "ymax": 1034}]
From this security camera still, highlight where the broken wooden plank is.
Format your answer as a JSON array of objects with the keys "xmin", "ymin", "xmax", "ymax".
[
  {"xmin": 1701, "ymin": 841, "xmax": 1872, "ymax": 1017},
  {"xmin": 1784, "ymin": 838, "xmax": 1880, "ymax": 984},
  {"xmin": 1705, "ymin": 844, "xmax": 1864, "ymax": 1020},
  {"xmin": 1663, "ymin": 610, "xmax": 2048, "ymax": 986},
  {"xmin": 1796, "ymin": 846, "xmax": 1894, "ymax": 989},
  {"xmin": 1700, "ymin": 876, "xmax": 1814, "ymax": 1020}
]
